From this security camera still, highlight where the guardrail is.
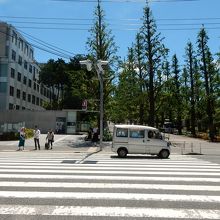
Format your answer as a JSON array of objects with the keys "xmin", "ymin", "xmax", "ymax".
[{"xmin": 170, "ymin": 141, "xmax": 220, "ymax": 155}]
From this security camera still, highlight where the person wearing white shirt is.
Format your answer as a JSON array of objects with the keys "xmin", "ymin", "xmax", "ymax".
[{"xmin": 34, "ymin": 125, "xmax": 41, "ymax": 150}]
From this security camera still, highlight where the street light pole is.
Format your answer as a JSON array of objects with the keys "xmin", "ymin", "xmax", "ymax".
[{"xmin": 80, "ymin": 59, "xmax": 108, "ymax": 151}]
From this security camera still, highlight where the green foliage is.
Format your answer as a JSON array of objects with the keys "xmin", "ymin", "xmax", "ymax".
[
  {"xmin": 103, "ymin": 129, "xmax": 112, "ymax": 141},
  {"xmin": 0, "ymin": 128, "xmax": 33, "ymax": 141}
]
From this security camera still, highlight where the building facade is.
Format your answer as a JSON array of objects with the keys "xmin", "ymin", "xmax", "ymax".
[{"xmin": 0, "ymin": 22, "xmax": 54, "ymax": 110}]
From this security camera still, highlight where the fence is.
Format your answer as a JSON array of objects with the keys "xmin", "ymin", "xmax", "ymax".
[{"xmin": 170, "ymin": 141, "xmax": 220, "ymax": 155}]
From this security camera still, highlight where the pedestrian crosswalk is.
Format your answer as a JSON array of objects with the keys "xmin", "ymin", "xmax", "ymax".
[{"xmin": 0, "ymin": 152, "xmax": 220, "ymax": 219}]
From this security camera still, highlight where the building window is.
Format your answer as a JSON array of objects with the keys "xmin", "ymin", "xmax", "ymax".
[
  {"xmin": 10, "ymin": 68, "xmax": 15, "ymax": 78},
  {"xmin": 32, "ymin": 95, "xmax": 35, "ymax": 104},
  {"xmin": 34, "ymin": 82, "xmax": 36, "ymax": 90},
  {"xmin": 11, "ymin": 50, "xmax": 16, "ymax": 61},
  {"xmin": 23, "ymin": 76, "xmax": 27, "ymax": 85},
  {"xmin": 9, "ymin": 103, "xmax": 14, "ymax": 110},
  {"xmin": 29, "ymin": 64, "xmax": 32, "ymax": 73},
  {"xmin": 24, "ymin": 60, "xmax": 27, "ymax": 69},
  {"xmin": 25, "ymin": 44, "xmax": 28, "ymax": 56},
  {"xmin": 17, "ymin": 72, "xmax": 21, "ymax": 82},
  {"xmin": 18, "ymin": 55, "xmax": 22, "ymax": 65},
  {"xmin": 19, "ymin": 38, "xmax": 24, "ymax": 51},
  {"xmin": 22, "ymin": 107, "xmax": 26, "ymax": 110},
  {"xmin": 9, "ymin": 86, "xmax": 14, "ymax": 96},
  {"xmin": 12, "ymin": 31, "xmax": 17, "ymax": 45},
  {"xmin": 36, "ymin": 97, "xmax": 39, "ymax": 106},
  {"xmin": 22, "ymin": 91, "xmax": 26, "ymax": 101},
  {"xmin": 28, "ymin": 94, "xmax": 31, "ymax": 102},
  {"xmin": 30, "ymin": 49, "xmax": 33, "ymax": 59},
  {"xmin": 28, "ymin": 79, "xmax": 32, "ymax": 88},
  {"xmin": 16, "ymin": 105, "xmax": 20, "ymax": 110},
  {"xmin": 37, "ymin": 84, "xmax": 39, "ymax": 92},
  {"xmin": 16, "ymin": 89, "xmax": 21, "ymax": 99}
]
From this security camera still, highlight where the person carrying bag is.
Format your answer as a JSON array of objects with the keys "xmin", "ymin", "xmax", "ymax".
[{"xmin": 46, "ymin": 129, "xmax": 54, "ymax": 150}]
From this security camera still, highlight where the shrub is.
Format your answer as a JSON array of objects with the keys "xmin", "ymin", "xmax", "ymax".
[
  {"xmin": 0, "ymin": 128, "xmax": 34, "ymax": 141},
  {"xmin": 103, "ymin": 129, "xmax": 112, "ymax": 141}
]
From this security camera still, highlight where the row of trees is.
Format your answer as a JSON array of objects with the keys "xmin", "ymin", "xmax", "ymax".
[{"xmin": 39, "ymin": 2, "xmax": 220, "ymax": 140}]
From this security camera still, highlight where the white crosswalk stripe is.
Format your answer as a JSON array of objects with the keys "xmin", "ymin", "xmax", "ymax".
[{"xmin": 0, "ymin": 152, "xmax": 220, "ymax": 219}]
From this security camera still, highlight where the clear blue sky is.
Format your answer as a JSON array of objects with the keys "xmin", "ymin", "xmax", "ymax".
[{"xmin": 0, "ymin": 0, "xmax": 220, "ymax": 65}]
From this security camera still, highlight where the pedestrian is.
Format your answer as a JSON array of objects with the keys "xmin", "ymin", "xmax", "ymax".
[
  {"xmin": 92, "ymin": 127, "xmax": 99, "ymax": 145},
  {"xmin": 17, "ymin": 127, "xmax": 26, "ymax": 151},
  {"xmin": 46, "ymin": 129, "xmax": 54, "ymax": 150},
  {"xmin": 33, "ymin": 125, "xmax": 41, "ymax": 150}
]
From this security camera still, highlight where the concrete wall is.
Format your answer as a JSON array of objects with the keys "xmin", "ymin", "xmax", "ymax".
[{"xmin": 0, "ymin": 110, "xmax": 67, "ymax": 133}]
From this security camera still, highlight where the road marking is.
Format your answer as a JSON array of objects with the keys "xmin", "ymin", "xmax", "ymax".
[
  {"xmin": 0, "ymin": 164, "xmax": 219, "ymax": 171},
  {"xmin": 0, "ymin": 162, "xmax": 219, "ymax": 168},
  {"xmin": 0, "ymin": 173, "xmax": 220, "ymax": 182},
  {"xmin": 0, "ymin": 191, "xmax": 220, "ymax": 202},
  {"xmin": 0, "ymin": 181, "xmax": 220, "ymax": 191},
  {"xmin": 0, "ymin": 205, "xmax": 219, "ymax": 219},
  {"xmin": 0, "ymin": 168, "xmax": 220, "ymax": 176},
  {"xmin": 53, "ymin": 135, "xmax": 70, "ymax": 143}
]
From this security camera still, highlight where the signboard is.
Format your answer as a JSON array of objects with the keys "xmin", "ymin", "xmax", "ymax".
[{"xmin": 82, "ymin": 99, "xmax": 87, "ymax": 111}]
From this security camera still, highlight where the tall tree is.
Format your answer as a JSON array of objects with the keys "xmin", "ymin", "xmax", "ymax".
[
  {"xmin": 197, "ymin": 27, "xmax": 216, "ymax": 141},
  {"xmin": 140, "ymin": 5, "xmax": 168, "ymax": 126},
  {"xmin": 171, "ymin": 54, "xmax": 182, "ymax": 134},
  {"xmin": 185, "ymin": 41, "xmax": 196, "ymax": 136},
  {"xmin": 86, "ymin": 0, "xmax": 119, "ymax": 125}
]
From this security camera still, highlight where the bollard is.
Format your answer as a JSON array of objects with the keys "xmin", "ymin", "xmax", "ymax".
[{"xmin": 200, "ymin": 143, "xmax": 202, "ymax": 154}]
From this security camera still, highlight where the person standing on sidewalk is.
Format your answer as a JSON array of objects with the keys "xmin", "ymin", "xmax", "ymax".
[
  {"xmin": 46, "ymin": 129, "xmax": 54, "ymax": 150},
  {"xmin": 34, "ymin": 125, "xmax": 41, "ymax": 150},
  {"xmin": 17, "ymin": 127, "xmax": 26, "ymax": 151}
]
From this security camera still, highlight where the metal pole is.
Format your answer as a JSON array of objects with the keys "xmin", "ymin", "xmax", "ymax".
[
  {"xmin": 96, "ymin": 66, "xmax": 103, "ymax": 151},
  {"xmin": 99, "ymin": 70, "xmax": 103, "ymax": 150}
]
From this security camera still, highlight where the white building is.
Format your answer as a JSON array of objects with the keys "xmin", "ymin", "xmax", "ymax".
[{"xmin": 0, "ymin": 22, "xmax": 54, "ymax": 110}]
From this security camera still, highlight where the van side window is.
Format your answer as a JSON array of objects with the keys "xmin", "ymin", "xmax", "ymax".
[
  {"xmin": 130, "ymin": 130, "xmax": 145, "ymax": 138},
  {"xmin": 116, "ymin": 128, "xmax": 128, "ymax": 137},
  {"xmin": 148, "ymin": 130, "xmax": 162, "ymax": 139}
]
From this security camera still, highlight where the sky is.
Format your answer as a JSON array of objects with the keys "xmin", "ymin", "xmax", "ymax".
[{"xmin": 0, "ymin": 0, "xmax": 220, "ymax": 65}]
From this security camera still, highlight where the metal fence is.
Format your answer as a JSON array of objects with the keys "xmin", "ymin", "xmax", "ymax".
[{"xmin": 171, "ymin": 141, "xmax": 220, "ymax": 155}]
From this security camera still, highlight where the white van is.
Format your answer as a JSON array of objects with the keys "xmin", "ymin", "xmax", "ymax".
[{"xmin": 112, "ymin": 124, "xmax": 171, "ymax": 159}]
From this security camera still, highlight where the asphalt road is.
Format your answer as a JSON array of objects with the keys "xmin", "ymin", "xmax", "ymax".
[{"xmin": 0, "ymin": 150, "xmax": 219, "ymax": 219}]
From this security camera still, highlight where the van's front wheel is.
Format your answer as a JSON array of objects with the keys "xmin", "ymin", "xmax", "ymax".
[
  {"xmin": 159, "ymin": 149, "xmax": 170, "ymax": 159},
  {"xmin": 117, "ymin": 148, "xmax": 128, "ymax": 158}
]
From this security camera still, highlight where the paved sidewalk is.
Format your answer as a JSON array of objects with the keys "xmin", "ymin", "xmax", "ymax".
[{"xmin": 0, "ymin": 133, "xmax": 219, "ymax": 155}]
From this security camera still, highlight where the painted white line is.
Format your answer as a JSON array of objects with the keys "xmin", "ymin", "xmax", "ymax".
[
  {"xmin": 0, "ymin": 162, "xmax": 219, "ymax": 168},
  {"xmin": 0, "ymin": 165, "xmax": 219, "ymax": 172},
  {"xmin": 0, "ymin": 159, "xmax": 217, "ymax": 165},
  {"xmin": 53, "ymin": 135, "xmax": 71, "ymax": 144},
  {"xmin": 0, "ymin": 181, "xmax": 220, "ymax": 191},
  {"xmin": 0, "ymin": 205, "xmax": 219, "ymax": 219},
  {"xmin": 1, "ymin": 168, "xmax": 220, "ymax": 176},
  {"xmin": 0, "ymin": 173, "xmax": 219, "ymax": 182},
  {"xmin": 0, "ymin": 191, "xmax": 220, "ymax": 203}
]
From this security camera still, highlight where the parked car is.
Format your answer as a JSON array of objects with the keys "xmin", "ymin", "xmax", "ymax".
[{"xmin": 112, "ymin": 124, "xmax": 171, "ymax": 159}]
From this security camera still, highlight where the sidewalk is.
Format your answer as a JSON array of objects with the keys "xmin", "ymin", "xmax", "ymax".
[
  {"xmin": 168, "ymin": 134, "xmax": 220, "ymax": 155},
  {"xmin": 0, "ymin": 133, "xmax": 219, "ymax": 155},
  {"xmin": 0, "ymin": 134, "xmax": 99, "ymax": 153}
]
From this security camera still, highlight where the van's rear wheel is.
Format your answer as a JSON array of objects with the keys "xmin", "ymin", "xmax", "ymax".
[
  {"xmin": 117, "ymin": 148, "xmax": 128, "ymax": 158},
  {"xmin": 159, "ymin": 150, "xmax": 170, "ymax": 159}
]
